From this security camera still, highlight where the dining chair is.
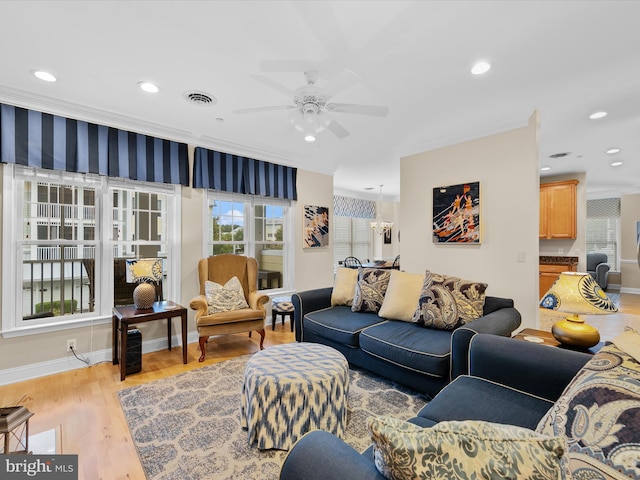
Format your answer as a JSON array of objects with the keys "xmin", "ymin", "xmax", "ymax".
[{"xmin": 343, "ymin": 256, "xmax": 362, "ymax": 268}]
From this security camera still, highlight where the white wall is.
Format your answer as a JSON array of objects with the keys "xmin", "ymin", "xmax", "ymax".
[
  {"xmin": 621, "ymin": 193, "xmax": 640, "ymax": 293},
  {"xmin": 400, "ymin": 113, "xmax": 540, "ymax": 329}
]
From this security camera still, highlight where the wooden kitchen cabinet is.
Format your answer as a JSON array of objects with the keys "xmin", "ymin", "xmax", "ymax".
[
  {"xmin": 540, "ymin": 180, "xmax": 578, "ymax": 239},
  {"xmin": 539, "ymin": 262, "xmax": 577, "ymax": 298}
]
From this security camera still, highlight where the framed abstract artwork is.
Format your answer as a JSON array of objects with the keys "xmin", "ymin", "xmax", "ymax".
[
  {"xmin": 303, "ymin": 205, "xmax": 329, "ymax": 248},
  {"xmin": 432, "ymin": 181, "xmax": 480, "ymax": 244}
]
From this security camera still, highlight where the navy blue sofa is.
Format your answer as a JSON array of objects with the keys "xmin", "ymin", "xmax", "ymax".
[
  {"xmin": 292, "ymin": 288, "xmax": 521, "ymax": 397},
  {"xmin": 280, "ymin": 334, "xmax": 591, "ymax": 480}
]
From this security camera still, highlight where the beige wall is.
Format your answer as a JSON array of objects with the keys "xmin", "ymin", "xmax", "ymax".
[
  {"xmin": 400, "ymin": 114, "xmax": 540, "ymax": 329},
  {"xmin": 621, "ymin": 193, "xmax": 640, "ymax": 293},
  {"xmin": 539, "ymin": 172, "xmax": 587, "ymax": 271},
  {"xmin": 294, "ymin": 170, "xmax": 335, "ymax": 292}
]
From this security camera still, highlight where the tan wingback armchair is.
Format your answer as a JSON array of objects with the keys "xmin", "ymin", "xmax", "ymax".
[{"xmin": 190, "ymin": 255, "xmax": 269, "ymax": 362}]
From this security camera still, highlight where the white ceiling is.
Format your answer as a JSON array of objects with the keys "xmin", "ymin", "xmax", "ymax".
[{"xmin": 1, "ymin": 0, "xmax": 639, "ymax": 201}]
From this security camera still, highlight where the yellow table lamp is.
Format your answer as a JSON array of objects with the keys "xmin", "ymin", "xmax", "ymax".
[{"xmin": 540, "ymin": 271, "xmax": 617, "ymax": 348}]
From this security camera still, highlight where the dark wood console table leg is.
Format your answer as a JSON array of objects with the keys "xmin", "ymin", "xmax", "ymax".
[
  {"xmin": 112, "ymin": 314, "xmax": 119, "ymax": 365},
  {"xmin": 181, "ymin": 310, "xmax": 187, "ymax": 364}
]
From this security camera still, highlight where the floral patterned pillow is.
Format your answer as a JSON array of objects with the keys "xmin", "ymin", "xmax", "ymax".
[
  {"xmin": 205, "ymin": 276, "xmax": 248, "ymax": 314},
  {"xmin": 412, "ymin": 270, "xmax": 487, "ymax": 330},
  {"xmin": 368, "ymin": 416, "xmax": 566, "ymax": 480},
  {"xmin": 351, "ymin": 268, "xmax": 392, "ymax": 313}
]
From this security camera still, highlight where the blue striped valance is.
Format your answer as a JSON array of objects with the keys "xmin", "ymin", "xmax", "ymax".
[
  {"xmin": 193, "ymin": 147, "xmax": 297, "ymax": 200},
  {"xmin": 0, "ymin": 103, "xmax": 189, "ymax": 185}
]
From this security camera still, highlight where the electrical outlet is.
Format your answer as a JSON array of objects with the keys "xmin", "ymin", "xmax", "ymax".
[{"xmin": 67, "ymin": 339, "xmax": 77, "ymax": 352}]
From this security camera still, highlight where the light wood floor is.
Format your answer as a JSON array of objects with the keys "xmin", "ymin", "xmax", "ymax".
[
  {"xmin": 2, "ymin": 294, "xmax": 639, "ymax": 480},
  {"xmin": 0, "ymin": 323, "xmax": 296, "ymax": 480}
]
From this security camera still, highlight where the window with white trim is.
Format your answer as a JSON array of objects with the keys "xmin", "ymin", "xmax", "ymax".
[
  {"xmin": 586, "ymin": 198, "xmax": 620, "ymax": 271},
  {"xmin": 206, "ymin": 191, "xmax": 292, "ymax": 291},
  {"xmin": 2, "ymin": 165, "xmax": 179, "ymax": 334}
]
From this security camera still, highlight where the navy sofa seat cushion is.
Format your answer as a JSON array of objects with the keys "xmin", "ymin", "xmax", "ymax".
[
  {"xmin": 359, "ymin": 321, "xmax": 451, "ymax": 378},
  {"xmin": 416, "ymin": 375, "xmax": 555, "ymax": 430},
  {"xmin": 304, "ymin": 306, "xmax": 385, "ymax": 347}
]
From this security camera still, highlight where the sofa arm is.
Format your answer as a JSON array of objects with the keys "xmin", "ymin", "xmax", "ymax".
[
  {"xmin": 280, "ymin": 431, "xmax": 385, "ymax": 480},
  {"xmin": 468, "ymin": 334, "xmax": 591, "ymax": 402},
  {"xmin": 292, "ymin": 287, "xmax": 333, "ymax": 342},
  {"xmin": 450, "ymin": 306, "xmax": 522, "ymax": 380},
  {"xmin": 595, "ymin": 263, "xmax": 611, "ymax": 288}
]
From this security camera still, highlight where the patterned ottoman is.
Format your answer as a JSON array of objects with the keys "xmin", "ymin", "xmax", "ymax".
[{"xmin": 240, "ymin": 343, "xmax": 349, "ymax": 450}]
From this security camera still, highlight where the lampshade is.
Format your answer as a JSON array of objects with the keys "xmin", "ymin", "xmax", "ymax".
[
  {"xmin": 540, "ymin": 271, "xmax": 617, "ymax": 348},
  {"xmin": 126, "ymin": 258, "xmax": 163, "ymax": 309},
  {"xmin": 126, "ymin": 258, "xmax": 163, "ymax": 283}
]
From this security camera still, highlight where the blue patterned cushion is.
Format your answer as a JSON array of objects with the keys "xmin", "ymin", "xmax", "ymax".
[
  {"xmin": 351, "ymin": 268, "xmax": 392, "ymax": 313},
  {"xmin": 205, "ymin": 276, "xmax": 248, "ymax": 314},
  {"xmin": 536, "ymin": 343, "xmax": 640, "ymax": 478},
  {"xmin": 412, "ymin": 270, "xmax": 487, "ymax": 330},
  {"xmin": 369, "ymin": 416, "xmax": 566, "ymax": 480}
]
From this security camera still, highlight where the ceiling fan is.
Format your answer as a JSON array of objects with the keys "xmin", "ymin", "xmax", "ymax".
[{"xmin": 234, "ymin": 70, "xmax": 389, "ymax": 141}]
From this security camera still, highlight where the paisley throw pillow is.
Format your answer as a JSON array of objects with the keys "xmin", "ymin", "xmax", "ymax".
[
  {"xmin": 205, "ymin": 276, "xmax": 248, "ymax": 314},
  {"xmin": 412, "ymin": 270, "xmax": 487, "ymax": 330},
  {"xmin": 351, "ymin": 268, "xmax": 391, "ymax": 313},
  {"xmin": 368, "ymin": 416, "xmax": 566, "ymax": 480}
]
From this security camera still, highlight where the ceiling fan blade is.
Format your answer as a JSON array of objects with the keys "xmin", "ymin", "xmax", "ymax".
[
  {"xmin": 234, "ymin": 106, "xmax": 296, "ymax": 114},
  {"xmin": 327, "ymin": 119, "xmax": 350, "ymax": 139},
  {"xmin": 249, "ymin": 74, "xmax": 295, "ymax": 98},
  {"xmin": 328, "ymin": 103, "xmax": 389, "ymax": 117},
  {"xmin": 259, "ymin": 60, "xmax": 320, "ymax": 73}
]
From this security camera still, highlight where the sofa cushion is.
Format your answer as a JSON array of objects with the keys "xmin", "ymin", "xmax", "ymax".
[
  {"xmin": 368, "ymin": 416, "xmax": 566, "ymax": 480},
  {"xmin": 205, "ymin": 277, "xmax": 249, "ymax": 314},
  {"xmin": 352, "ymin": 268, "xmax": 392, "ymax": 313},
  {"xmin": 378, "ymin": 271, "xmax": 425, "ymax": 322},
  {"xmin": 360, "ymin": 321, "xmax": 451, "ymax": 378},
  {"xmin": 417, "ymin": 375, "xmax": 556, "ymax": 430},
  {"xmin": 304, "ymin": 306, "xmax": 385, "ymax": 347},
  {"xmin": 331, "ymin": 267, "xmax": 359, "ymax": 306},
  {"xmin": 536, "ymin": 342, "xmax": 640, "ymax": 479},
  {"xmin": 412, "ymin": 270, "xmax": 487, "ymax": 330}
]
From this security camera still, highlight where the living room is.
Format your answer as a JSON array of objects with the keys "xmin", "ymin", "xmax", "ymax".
[{"xmin": 1, "ymin": 2, "xmax": 640, "ymax": 479}]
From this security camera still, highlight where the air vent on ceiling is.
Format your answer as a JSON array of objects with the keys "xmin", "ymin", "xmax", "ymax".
[
  {"xmin": 183, "ymin": 91, "xmax": 217, "ymax": 107},
  {"xmin": 549, "ymin": 152, "xmax": 571, "ymax": 159}
]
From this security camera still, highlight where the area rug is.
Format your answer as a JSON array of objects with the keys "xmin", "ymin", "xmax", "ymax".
[{"xmin": 118, "ymin": 354, "xmax": 428, "ymax": 480}]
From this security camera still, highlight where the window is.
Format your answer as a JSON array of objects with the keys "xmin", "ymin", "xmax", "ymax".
[
  {"xmin": 586, "ymin": 198, "xmax": 620, "ymax": 271},
  {"xmin": 333, "ymin": 195, "xmax": 375, "ymax": 268},
  {"xmin": 2, "ymin": 165, "xmax": 179, "ymax": 335},
  {"xmin": 206, "ymin": 192, "xmax": 292, "ymax": 291},
  {"xmin": 333, "ymin": 216, "xmax": 372, "ymax": 267}
]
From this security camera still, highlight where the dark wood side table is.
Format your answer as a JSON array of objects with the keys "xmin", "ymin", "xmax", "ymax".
[
  {"xmin": 112, "ymin": 301, "xmax": 188, "ymax": 380},
  {"xmin": 513, "ymin": 328, "xmax": 603, "ymax": 354}
]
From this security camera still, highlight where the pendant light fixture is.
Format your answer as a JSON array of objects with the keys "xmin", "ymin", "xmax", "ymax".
[{"xmin": 370, "ymin": 185, "xmax": 393, "ymax": 235}]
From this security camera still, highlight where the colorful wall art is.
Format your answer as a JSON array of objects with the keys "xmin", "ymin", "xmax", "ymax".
[
  {"xmin": 433, "ymin": 182, "xmax": 480, "ymax": 244},
  {"xmin": 303, "ymin": 205, "xmax": 329, "ymax": 248}
]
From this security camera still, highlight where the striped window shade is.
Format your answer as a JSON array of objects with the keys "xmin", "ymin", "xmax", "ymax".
[
  {"xmin": 334, "ymin": 195, "xmax": 376, "ymax": 218},
  {"xmin": 192, "ymin": 147, "xmax": 297, "ymax": 200},
  {"xmin": 0, "ymin": 103, "xmax": 189, "ymax": 185}
]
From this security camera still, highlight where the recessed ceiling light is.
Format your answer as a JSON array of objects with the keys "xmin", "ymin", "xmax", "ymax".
[
  {"xmin": 304, "ymin": 134, "xmax": 316, "ymax": 142},
  {"xmin": 605, "ymin": 147, "xmax": 621, "ymax": 154},
  {"xmin": 589, "ymin": 111, "xmax": 607, "ymax": 120},
  {"xmin": 540, "ymin": 166, "xmax": 552, "ymax": 172},
  {"xmin": 610, "ymin": 161, "xmax": 624, "ymax": 167},
  {"xmin": 138, "ymin": 82, "xmax": 159, "ymax": 93},
  {"xmin": 32, "ymin": 70, "xmax": 57, "ymax": 82},
  {"xmin": 471, "ymin": 61, "xmax": 491, "ymax": 75}
]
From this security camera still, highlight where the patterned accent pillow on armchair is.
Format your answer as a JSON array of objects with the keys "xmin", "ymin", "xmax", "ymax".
[
  {"xmin": 412, "ymin": 270, "xmax": 487, "ymax": 330},
  {"xmin": 205, "ymin": 276, "xmax": 249, "ymax": 314},
  {"xmin": 351, "ymin": 268, "xmax": 392, "ymax": 313}
]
